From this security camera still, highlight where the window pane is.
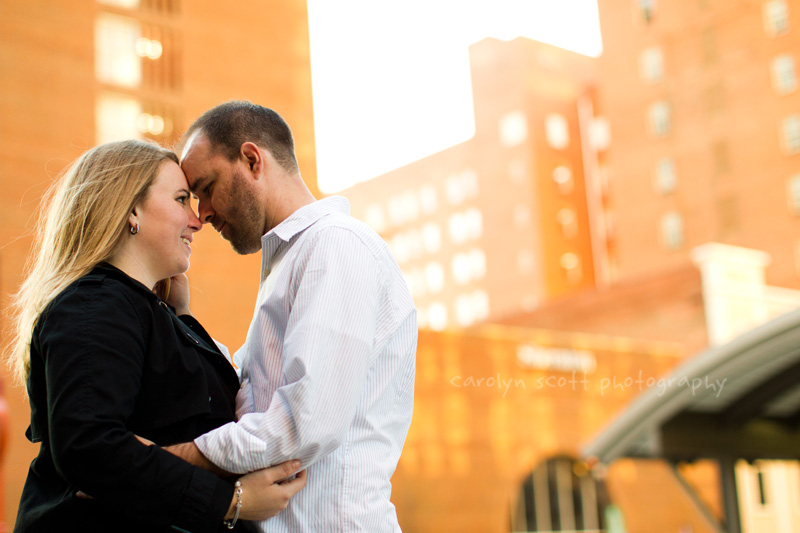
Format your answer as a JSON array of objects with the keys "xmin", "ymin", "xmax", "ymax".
[
  {"xmin": 499, "ymin": 111, "xmax": 528, "ymax": 148},
  {"xmin": 95, "ymin": 93, "xmax": 142, "ymax": 144},
  {"xmin": 764, "ymin": 0, "xmax": 789, "ymax": 36},
  {"xmin": 655, "ymin": 157, "xmax": 676, "ymax": 194},
  {"xmin": 783, "ymin": 116, "xmax": 800, "ymax": 153},
  {"xmin": 660, "ymin": 212, "xmax": 684, "ymax": 249},
  {"xmin": 772, "ymin": 55, "xmax": 797, "ymax": 94},
  {"xmin": 97, "ymin": 0, "xmax": 140, "ymax": 8},
  {"xmin": 640, "ymin": 47, "xmax": 663, "ymax": 82},
  {"xmin": 95, "ymin": 13, "xmax": 142, "ymax": 87},
  {"xmin": 546, "ymin": 114, "xmax": 570, "ymax": 149},
  {"xmin": 787, "ymin": 176, "xmax": 800, "ymax": 214},
  {"xmin": 649, "ymin": 101, "xmax": 671, "ymax": 137}
]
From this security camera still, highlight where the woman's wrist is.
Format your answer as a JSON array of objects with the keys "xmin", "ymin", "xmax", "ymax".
[{"xmin": 223, "ymin": 480, "xmax": 243, "ymax": 528}]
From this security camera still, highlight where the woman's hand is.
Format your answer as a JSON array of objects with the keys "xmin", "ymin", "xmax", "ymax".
[
  {"xmin": 154, "ymin": 274, "xmax": 192, "ymax": 316},
  {"xmin": 227, "ymin": 460, "xmax": 307, "ymax": 522}
]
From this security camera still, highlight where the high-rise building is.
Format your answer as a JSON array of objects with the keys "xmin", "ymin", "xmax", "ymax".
[
  {"xmin": 0, "ymin": 0, "xmax": 316, "ymax": 526},
  {"xmin": 340, "ymin": 38, "xmax": 603, "ymax": 330},
  {"xmin": 596, "ymin": 0, "xmax": 800, "ymax": 288}
]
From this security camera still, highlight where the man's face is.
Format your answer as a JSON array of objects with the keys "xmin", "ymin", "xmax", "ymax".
[{"xmin": 180, "ymin": 132, "xmax": 265, "ymax": 255}]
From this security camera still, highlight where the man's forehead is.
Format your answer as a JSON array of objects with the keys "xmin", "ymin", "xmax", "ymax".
[{"xmin": 180, "ymin": 130, "xmax": 206, "ymax": 164}]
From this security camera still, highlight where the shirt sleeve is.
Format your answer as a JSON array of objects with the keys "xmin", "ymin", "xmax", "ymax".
[
  {"xmin": 195, "ymin": 227, "xmax": 383, "ymax": 473},
  {"xmin": 39, "ymin": 284, "xmax": 234, "ymax": 532}
]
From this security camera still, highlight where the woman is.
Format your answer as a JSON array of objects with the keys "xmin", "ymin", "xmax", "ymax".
[{"xmin": 7, "ymin": 140, "xmax": 305, "ymax": 532}]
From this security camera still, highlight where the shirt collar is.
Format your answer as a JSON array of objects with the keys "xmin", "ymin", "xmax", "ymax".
[{"xmin": 260, "ymin": 196, "xmax": 351, "ymax": 278}]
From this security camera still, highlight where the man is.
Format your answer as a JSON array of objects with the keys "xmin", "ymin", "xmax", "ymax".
[{"xmin": 176, "ymin": 101, "xmax": 417, "ymax": 531}]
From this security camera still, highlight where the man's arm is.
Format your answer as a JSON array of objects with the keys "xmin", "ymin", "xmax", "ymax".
[
  {"xmin": 164, "ymin": 441, "xmax": 232, "ymax": 477},
  {"xmin": 192, "ymin": 228, "xmax": 383, "ymax": 474}
]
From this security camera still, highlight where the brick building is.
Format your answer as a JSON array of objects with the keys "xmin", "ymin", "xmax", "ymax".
[{"xmin": 0, "ymin": 0, "xmax": 316, "ymax": 527}]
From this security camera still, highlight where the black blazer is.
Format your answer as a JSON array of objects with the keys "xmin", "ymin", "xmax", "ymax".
[{"xmin": 15, "ymin": 263, "xmax": 250, "ymax": 532}]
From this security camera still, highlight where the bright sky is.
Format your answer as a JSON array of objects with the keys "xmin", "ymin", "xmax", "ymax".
[{"xmin": 307, "ymin": 0, "xmax": 603, "ymax": 193}]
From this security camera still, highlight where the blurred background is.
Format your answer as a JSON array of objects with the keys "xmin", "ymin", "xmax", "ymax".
[{"xmin": 3, "ymin": 0, "xmax": 800, "ymax": 531}]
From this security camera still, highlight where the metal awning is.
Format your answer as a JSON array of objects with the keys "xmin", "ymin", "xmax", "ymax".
[{"xmin": 582, "ymin": 307, "xmax": 800, "ymax": 464}]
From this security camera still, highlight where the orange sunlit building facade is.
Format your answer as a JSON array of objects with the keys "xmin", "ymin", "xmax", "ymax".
[
  {"xmin": 339, "ymin": 1, "xmax": 800, "ymax": 532},
  {"xmin": 5, "ymin": 0, "xmax": 800, "ymax": 532},
  {"xmin": 0, "ymin": 0, "xmax": 315, "ymax": 528}
]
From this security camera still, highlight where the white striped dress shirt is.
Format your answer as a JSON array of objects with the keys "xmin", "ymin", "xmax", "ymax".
[{"xmin": 195, "ymin": 196, "xmax": 417, "ymax": 532}]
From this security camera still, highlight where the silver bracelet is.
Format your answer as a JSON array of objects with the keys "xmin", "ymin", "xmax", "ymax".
[{"xmin": 224, "ymin": 480, "xmax": 243, "ymax": 529}]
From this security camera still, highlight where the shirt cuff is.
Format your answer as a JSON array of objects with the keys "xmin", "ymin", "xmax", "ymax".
[{"xmin": 195, "ymin": 422, "xmax": 269, "ymax": 474}]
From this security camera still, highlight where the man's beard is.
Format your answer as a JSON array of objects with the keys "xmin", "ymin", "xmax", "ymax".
[{"xmin": 225, "ymin": 170, "xmax": 264, "ymax": 255}]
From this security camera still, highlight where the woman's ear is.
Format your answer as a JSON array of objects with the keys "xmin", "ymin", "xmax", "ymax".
[{"xmin": 128, "ymin": 208, "xmax": 140, "ymax": 234}]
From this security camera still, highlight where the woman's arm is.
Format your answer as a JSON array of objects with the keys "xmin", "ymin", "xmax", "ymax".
[{"xmin": 38, "ymin": 283, "xmax": 231, "ymax": 532}]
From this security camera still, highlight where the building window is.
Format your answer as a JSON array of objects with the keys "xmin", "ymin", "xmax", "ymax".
[
  {"xmin": 648, "ymin": 101, "xmax": 672, "ymax": 137},
  {"xmin": 763, "ymin": 0, "xmax": 789, "ymax": 37},
  {"xmin": 389, "ymin": 234, "xmax": 410, "ymax": 264},
  {"xmin": 787, "ymin": 175, "xmax": 800, "ymax": 214},
  {"xmin": 424, "ymin": 262, "xmax": 445, "ymax": 293},
  {"xmin": 782, "ymin": 116, "xmax": 800, "ymax": 154},
  {"xmin": 772, "ymin": 55, "xmax": 797, "ymax": 94},
  {"xmin": 655, "ymin": 157, "xmax": 676, "ymax": 194},
  {"xmin": 363, "ymin": 204, "xmax": 386, "ymax": 233},
  {"xmin": 95, "ymin": 92, "xmax": 142, "ymax": 144},
  {"xmin": 560, "ymin": 253, "xmax": 583, "ymax": 284},
  {"xmin": 387, "ymin": 191, "xmax": 419, "ymax": 226},
  {"xmin": 557, "ymin": 208, "xmax": 579, "ymax": 239},
  {"xmin": 135, "ymin": 37, "xmax": 163, "ymax": 60},
  {"xmin": 95, "ymin": 13, "xmax": 142, "ymax": 88},
  {"xmin": 421, "ymin": 223, "xmax": 442, "ymax": 254},
  {"xmin": 637, "ymin": 0, "xmax": 656, "ymax": 23},
  {"xmin": 640, "ymin": 47, "xmax": 664, "ymax": 83},
  {"xmin": 545, "ymin": 114, "xmax": 570, "ymax": 149},
  {"xmin": 448, "ymin": 209, "xmax": 483, "ymax": 244},
  {"xmin": 499, "ymin": 111, "xmax": 529, "ymax": 148},
  {"xmin": 512, "ymin": 457, "xmax": 609, "ymax": 532},
  {"xmin": 451, "ymin": 249, "xmax": 485, "ymax": 285},
  {"xmin": 419, "ymin": 184, "xmax": 438, "ymax": 215},
  {"xmin": 454, "ymin": 294, "xmax": 475, "ymax": 327},
  {"xmin": 97, "ymin": 0, "xmax": 140, "ymax": 8},
  {"xmin": 660, "ymin": 212, "xmax": 684, "ymax": 250},
  {"xmin": 518, "ymin": 249, "xmax": 535, "ymax": 275},
  {"xmin": 445, "ymin": 169, "xmax": 479, "ymax": 205},
  {"xmin": 553, "ymin": 166, "xmax": 574, "ymax": 194},
  {"xmin": 427, "ymin": 302, "xmax": 447, "ymax": 331},
  {"xmin": 592, "ymin": 117, "xmax": 611, "ymax": 151},
  {"xmin": 472, "ymin": 290, "xmax": 489, "ymax": 321}
]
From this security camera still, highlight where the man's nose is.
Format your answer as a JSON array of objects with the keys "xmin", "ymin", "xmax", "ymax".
[{"xmin": 197, "ymin": 198, "xmax": 215, "ymax": 224}]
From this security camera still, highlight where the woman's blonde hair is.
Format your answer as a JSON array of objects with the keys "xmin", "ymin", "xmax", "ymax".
[{"xmin": 7, "ymin": 139, "xmax": 178, "ymax": 384}]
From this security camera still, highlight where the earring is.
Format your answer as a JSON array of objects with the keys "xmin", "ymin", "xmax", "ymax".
[{"xmin": 130, "ymin": 223, "xmax": 140, "ymax": 235}]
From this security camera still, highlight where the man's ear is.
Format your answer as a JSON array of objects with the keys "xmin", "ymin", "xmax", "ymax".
[{"xmin": 240, "ymin": 142, "xmax": 262, "ymax": 177}]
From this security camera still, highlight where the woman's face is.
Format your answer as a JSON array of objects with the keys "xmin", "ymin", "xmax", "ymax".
[{"xmin": 133, "ymin": 160, "xmax": 202, "ymax": 282}]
